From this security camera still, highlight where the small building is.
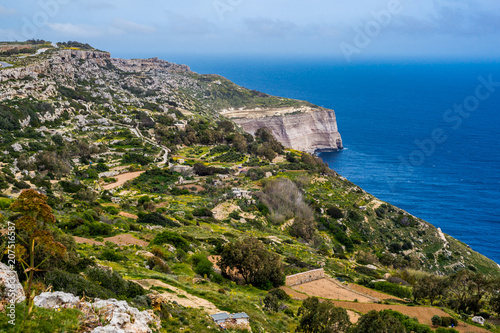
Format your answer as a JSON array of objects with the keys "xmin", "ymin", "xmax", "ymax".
[
  {"xmin": 231, "ymin": 188, "xmax": 252, "ymax": 199},
  {"xmin": 210, "ymin": 312, "xmax": 250, "ymax": 329}
]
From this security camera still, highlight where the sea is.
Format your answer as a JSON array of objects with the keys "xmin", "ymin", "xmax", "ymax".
[{"xmin": 122, "ymin": 53, "xmax": 500, "ymax": 264}]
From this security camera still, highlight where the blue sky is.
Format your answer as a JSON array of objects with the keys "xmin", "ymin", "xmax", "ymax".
[{"xmin": 1, "ymin": 0, "xmax": 500, "ymax": 61}]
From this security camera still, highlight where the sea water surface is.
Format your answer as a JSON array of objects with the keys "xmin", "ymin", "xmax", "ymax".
[{"xmin": 126, "ymin": 53, "xmax": 500, "ymax": 264}]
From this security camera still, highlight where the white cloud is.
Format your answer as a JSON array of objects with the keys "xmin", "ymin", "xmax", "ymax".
[
  {"xmin": 0, "ymin": 5, "xmax": 16, "ymax": 16},
  {"xmin": 47, "ymin": 23, "xmax": 101, "ymax": 38}
]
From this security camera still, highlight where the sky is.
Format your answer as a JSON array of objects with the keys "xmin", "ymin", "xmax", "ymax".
[{"xmin": 1, "ymin": 0, "xmax": 500, "ymax": 61}]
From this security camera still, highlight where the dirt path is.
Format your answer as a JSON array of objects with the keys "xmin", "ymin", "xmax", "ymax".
[
  {"xmin": 134, "ymin": 279, "xmax": 221, "ymax": 315},
  {"xmin": 103, "ymin": 171, "xmax": 144, "ymax": 190}
]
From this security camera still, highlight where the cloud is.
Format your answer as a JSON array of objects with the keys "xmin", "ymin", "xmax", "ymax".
[
  {"xmin": 0, "ymin": 5, "xmax": 16, "ymax": 16},
  {"xmin": 391, "ymin": 3, "xmax": 500, "ymax": 36},
  {"xmin": 111, "ymin": 18, "xmax": 156, "ymax": 35},
  {"xmin": 47, "ymin": 23, "xmax": 102, "ymax": 38}
]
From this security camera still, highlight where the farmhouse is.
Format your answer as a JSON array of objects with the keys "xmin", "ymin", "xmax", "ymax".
[
  {"xmin": 231, "ymin": 188, "xmax": 252, "ymax": 199},
  {"xmin": 210, "ymin": 312, "xmax": 250, "ymax": 329}
]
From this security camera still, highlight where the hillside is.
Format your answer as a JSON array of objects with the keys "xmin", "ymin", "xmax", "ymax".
[{"xmin": 0, "ymin": 41, "xmax": 499, "ymax": 333}]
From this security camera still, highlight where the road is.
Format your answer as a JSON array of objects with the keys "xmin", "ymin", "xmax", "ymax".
[{"xmin": 84, "ymin": 103, "xmax": 170, "ymax": 166}]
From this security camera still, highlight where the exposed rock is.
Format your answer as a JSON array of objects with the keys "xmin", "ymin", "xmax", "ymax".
[
  {"xmin": 231, "ymin": 109, "xmax": 343, "ymax": 153},
  {"xmin": 0, "ymin": 262, "xmax": 26, "ymax": 304},
  {"xmin": 34, "ymin": 291, "xmax": 80, "ymax": 309},
  {"xmin": 33, "ymin": 291, "xmax": 160, "ymax": 333},
  {"xmin": 136, "ymin": 250, "xmax": 155, "ymax": 259},
  {"xmin": 472, "ymin": 316, "xmax": 485, "ymax": 325},
  {"xmin": 91, "ymin": 298, "xmax": 159, "ymax": 333}
]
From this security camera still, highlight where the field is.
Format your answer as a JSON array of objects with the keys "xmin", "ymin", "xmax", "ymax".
[
  {"xmin": 282, "ymin": 280, "xmax": 490, "ymax": 333},
  {"xmin": 291, "ymin": 278, "xmax": 376, "ymax": 303}
]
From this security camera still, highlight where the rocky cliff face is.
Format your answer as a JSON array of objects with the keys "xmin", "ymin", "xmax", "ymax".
[{"xmin": 231, "ymin": 109, "xmax": 343, "ymax": 153}]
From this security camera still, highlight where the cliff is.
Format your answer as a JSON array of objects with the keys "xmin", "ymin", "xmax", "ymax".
[{"xmin": 227, "ymin": 108, "xmax": 343, "ymax": 153}]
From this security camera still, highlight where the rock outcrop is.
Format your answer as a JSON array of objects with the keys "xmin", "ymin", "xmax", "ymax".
[
  {"xmin": 34, "ymin": 291, "xmax": 160, "ymax": 333},
  {"xmin": 231, "ymin": 108, "xmax": 343, "ymax": 153},
  {"xmin": 0, "ymin": 262, "xmax": 25, "ymax": 304}
]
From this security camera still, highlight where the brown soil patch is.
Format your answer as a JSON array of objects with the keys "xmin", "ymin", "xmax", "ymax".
[
  {"xmin": 347, "ymin": 283, "xmax": 401, "ymax": 301},
  {"xmin": 119, "ymin": 211, "xmax": 138, "ymax": 219},
  {"xmin": 74, "ymin": 236, "xmax": 104, "ymax": 246},
  {"xmin": 104, "ymin": 234, "xmax": 149, "ymax": 247},
  {"xmin": 329, "ymin": 301, "xmax": 488, "ymax": 333},
  {"xmin": 281, "ymin": 286, "xmax": 487, "ymax": 333},
  {"xmin": 134, "ymin": 279, "xmax": 220, "ymax": 315},
  {"xmin": 292, "ymin": 279, "xmax": 375, "ymax": 303},
  {"xmin": 177, "ymin": 185, "xmax": 205, "ymax": 192},
  {"xmin": 103, "ymin": 171, "xmax": 144, "ymax": 190}
]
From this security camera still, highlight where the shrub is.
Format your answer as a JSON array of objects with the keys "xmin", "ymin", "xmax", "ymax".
[
  {"xmin": 99, "ymin": 248, "xmax": 126, "ymax": 262},
  {"xmin": 150, "ymin": 246, "xmax": 172, "ymax": 261},
  {"xmin": 372, "ymin": 281, "xmax": 412, "ymax": 299},
  {"xmin": 85, "ymin": 267, "xmax": 145, "ymax": 299},
  {"xmin": 258, "ymin": 178, "xmax": 313, "ymax": 225},
  {"xmin": 44, "ymin": 270, "xmax": 114, "ymax": 299},
  {"xmin": 192, "ymin": 207, "xmax": 213, "ymax": 217},
  {"xmin": 326, "ymin": 206, "xmax": 344, "ymax": 219},
  {"xmin": 137, "ymin": 212, "xmax": 179, "ymax": 227},
  {"xmin": 440, "ymin": 317, "xmax": 458, "ymax": 328},
  {"xmin": 147, "ymin": 256, "xmax": 171, "ymax": 274},
  {"xmin": 152, "ymin": 231, "xmax": 190, "ymax": 251}
]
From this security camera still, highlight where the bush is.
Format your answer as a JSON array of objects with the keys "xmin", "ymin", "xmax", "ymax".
[
  {"xmin": 99, "ymin": 248, "xmax": 126, "ymax": 262},
  {"xmin": 192, "ymin": 254, "xmax": 213, "ymax": 277},
  {"xmin": 152, "ymin": 231, "xmax": 190, "ymax": 251},
  {"xmin": 137, "ymin": 212, "xmax": 180, "ymax": 227},
  {"xmin": 147, "ymin": 256, "xmax": 171, "ymax": 274},
  {"xmin": 372, "ymin": 281, "xmax": 412, "ymax": 299},
  {"xmin": 85, "ymin": 267, "xmax": 145, "ymax": 299},
  {"xmin": 192, "ymin": 207, "xmax": 213, "ymax": 217},
  {"xmin": 258, "ymin": 178, "xmax": 313, "ymax": 225},
  {"xmin": 440, "ymin": 317, "xmax": 458, "ymax": 328},
  {"xmin": 432, "ymin": 315, "xmax": 442, "ymax": 326},
  {"xmin": 44, "ymin": 269, "xmax": 114, "ymax": 299},
  {"xmin": 326, "ymin": 206, "xmax": 344, "ymax": 219}
]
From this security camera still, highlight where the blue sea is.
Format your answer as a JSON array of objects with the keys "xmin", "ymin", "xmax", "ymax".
[{"xmin": 125, "ymin": 53, "xmax": 500, "ymax": 264}]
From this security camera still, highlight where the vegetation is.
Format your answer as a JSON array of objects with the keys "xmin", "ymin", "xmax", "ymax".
[{"xmin": 0, "ymin": 42, "xmax": 499, "ymax": 332}]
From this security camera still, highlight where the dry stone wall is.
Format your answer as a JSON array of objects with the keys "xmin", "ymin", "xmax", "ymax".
[{"xmin": 286, "ymin": 269, "xmax": 325, "ymax": 286}]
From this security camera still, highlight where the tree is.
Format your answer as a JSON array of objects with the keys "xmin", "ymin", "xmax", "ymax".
[
  {"xmin": 446, "ymin": 270, "xmax": 491, "ymax": 314},
  {"xmin": 413, "ymin": 274, "xmax": 447, "ymax": 305},
  {"xmin": 11, "ymin": 190, "xmax": 66, "ymax": 319},
  {"xmin": 350, "ymin": 310, "xmax": 406, "ymax": 333},
  {"xmin": 218, "ymin": 237, "xmax": 284, "ymax": 288},
  {"xmin": 297, "ymin": 297, "xmax": 350, "ymax": 333},
  {"xmin": 232, "ymin": 133, "xmax": 247, "ymax": 153}
]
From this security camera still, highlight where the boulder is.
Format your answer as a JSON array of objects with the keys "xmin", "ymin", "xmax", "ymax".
[
  {"xmin": 91, "ymin": 298, "xmax": 159, "ymax": 333},
  {"xmin": 33, "ymin": 291, "xmax": 80, "ymax": 309},
  {"xmin": 472, "ymin": 316, "xmax": 485, "ymax": 325},
  {"xmin": 0, "ymin": 262, "xmax": 25, "ymax": 304}
]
